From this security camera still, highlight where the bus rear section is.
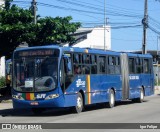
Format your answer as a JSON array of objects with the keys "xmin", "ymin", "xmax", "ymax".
[{"xmin": 120, "ymin": 53, "xmax": 154, "ymax": 102}]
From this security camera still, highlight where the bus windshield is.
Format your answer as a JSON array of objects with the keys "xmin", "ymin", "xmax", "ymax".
[{"xmin": 13, "ymin": 56, "xmax": 58, "ymax": 92}]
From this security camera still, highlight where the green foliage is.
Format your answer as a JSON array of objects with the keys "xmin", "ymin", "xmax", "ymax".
[
  {"xmin": 154, "ymin": 79, "xmax": 160, "ymax": 86},
  {"xmin": 27, "ymin": 16, "xmax": 81, "ymax": 46},
  {"xmin": 0, "ymin": 3, "xmax": 81, "ymax": 57},
  {"xmin": 0, "ymin": 77, "xmax": 6, "ymax": 88},
  {"xmin": 0, "ymin": 5, "xmax": 34, "ymax": 57},
  {"xmin": 4, "ymin": 0, "xmax": 13, "ymax": 11}
]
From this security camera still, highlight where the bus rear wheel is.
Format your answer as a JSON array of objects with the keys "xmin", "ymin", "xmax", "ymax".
[
  {"xmin": 137, "ymin": 88, "xmax": 144, "ymax": 103},
  {"xmin": 73, "ymin": 92, "xmax": 84, "ymax": 113},
  {"xmin": 108, "ymin": 89, "xmax": 115, "ymax": 108},
  {"xmin": 132, "ymin": 88, "xmax": 144, "ymax": 103}
]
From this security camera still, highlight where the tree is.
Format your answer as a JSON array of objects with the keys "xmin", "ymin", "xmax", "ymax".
[
  {"xmin": 24, "ymin": 16, "xmax": 81, "ymax": 47},
  {"xmin": 0, "ymin": 3, "xmax": 81, "ymax": 57},
  {"xmin": 0, "ymin": 4, "xmax": 34, "ymax": 57}
]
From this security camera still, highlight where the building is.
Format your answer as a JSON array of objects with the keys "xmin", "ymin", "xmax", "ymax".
[
  {"xmin": 0, "ymin": 56, "xmax": 5, "ymax": 77},
  {"xmin": 0, "ymin": 0, "xmax": 5, "ymax": 77},
  {"xmin": 0, "ymin": 0, "xmax": 4, "ymax": 8},
  {"xmin": 69, "ymin": 26, "xmax": 111, "ymax": 50}
]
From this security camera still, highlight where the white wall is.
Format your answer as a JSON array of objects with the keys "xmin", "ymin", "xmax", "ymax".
[
  {"xmin": 0, "ymin": 0, "xmax": 4, "ymax": 7},
  {"xmin": 0, "ymin": 56, "xmax": 5, "ymax": 77},
  {"xmin": 73, "ymin": 26, "xmax": 111, "ymax": 50}
]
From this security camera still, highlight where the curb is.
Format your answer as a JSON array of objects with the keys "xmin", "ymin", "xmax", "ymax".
[{"xmin": 0, "ymin": 100, "xmax": 12, "ymax": 103}]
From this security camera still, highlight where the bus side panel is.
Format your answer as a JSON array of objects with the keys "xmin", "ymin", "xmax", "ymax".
[
  {"xmin": 141, "ymin": 74, "xmax": 154, "ymax": 96},
  {"xmin": 64, "ymin": 75, "xmax": 122, "ymax": 106},
  {"xmin": 128, "ymin": 74, "xmax": 141, "ymax": 99},
  {"xmin": 64, "ymin": 75, "xmax": 86, "ymax": 106},
  {"xmin": 64, "ymin": 94, "xmax": 77, "ymax": 107},
  {"xmin": 89, "ymin": 75, "xmax": 122, "ymax": 104}
]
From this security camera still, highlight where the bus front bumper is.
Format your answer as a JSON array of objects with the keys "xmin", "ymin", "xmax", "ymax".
[{"xmin": 12, "ymin": 96, "xmax": 65, "ymax": 109}]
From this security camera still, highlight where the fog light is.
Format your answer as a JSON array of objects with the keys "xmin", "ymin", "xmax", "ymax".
[{"xmin": 12, "ymin": 95, "xmax": 24, "ymax": 100}]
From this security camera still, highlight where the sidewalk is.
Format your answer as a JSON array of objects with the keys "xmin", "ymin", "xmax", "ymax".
[
  {"xmin": 0, "ymin": 102, "xmax": 13, "ymax": 110},
  {"xmin": 154, "ymin": 86, "xmax": 160, "ymax": 94},
  {"xmin": 0, "ymin": 95, "xmax": 12, "ymax": 103}
]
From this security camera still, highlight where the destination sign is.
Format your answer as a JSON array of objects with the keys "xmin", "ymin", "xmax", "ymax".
[{"xmin": 15, "ymin": 49, "xmax": 59, "ymax": 57}]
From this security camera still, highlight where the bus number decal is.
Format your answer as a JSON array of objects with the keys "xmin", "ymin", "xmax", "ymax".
[
  {"xmin": 129, "ymin": 76, "xmax": 139, "ymax": 80},
  {"xmin": 36, "ymin": 94, "xmax": 46, "ymax": 99},
  {"xmin": 76, "ymin": 79, "xmax": 85, "ymax": 87}
]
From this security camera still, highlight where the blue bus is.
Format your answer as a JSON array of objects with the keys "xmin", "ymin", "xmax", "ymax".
[{"xmin": 12, "ymin": 45, "xmax": 154, "ymax": 114}]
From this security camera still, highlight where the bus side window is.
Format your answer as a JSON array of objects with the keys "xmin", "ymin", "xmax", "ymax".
[
  {"xmin": 115, "ymin": 57, "xmax": 120, "ymax": 74},
  {"xmin": 144, "ymin": 59, "xmax": 149, "ymax": 73},
  {"xmin": 82, "ymin": 54, "xmax": 90, "ymax": 64},
  {"xmin": 99, "ymin": 56, "xmax": 105, "ymax": 74},
  {"xmin": 91, "ymin": 55, "xmax": 97, "ymax": 74},
  {"xmin": 82, "ymin": 65, "xmax": 90, "ymax": 74},
  {"xmin": 136, "ymin": 58, "xmax": 143, "ymax": 73},
  {"xmin": 108, "ymin": 56, "xmax": 115, "ymax": 74},
  {"xmin": 73, "ymin": 54, "xmax": 79, "ymax": 64},
  {"xmin": 149, "ymin": 59, "xmax": 153, "ymax": 74},
  {"xmin": 74, "ymin": 65, "xmax": 81, "ymax": 74},
  {"xmin": 129, "ymin": 58, "xmax": 135, "ymax": 74}
]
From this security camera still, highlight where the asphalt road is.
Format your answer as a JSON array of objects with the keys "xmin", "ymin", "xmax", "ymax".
[{"xmin": 0, "ymin": 94, "xmax": 160, "ymax": 131}]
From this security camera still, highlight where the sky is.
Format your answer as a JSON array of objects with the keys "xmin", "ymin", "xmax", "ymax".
[{"xmin": 12, "ymin": 0, "xmax": 160, "ymax": 52}]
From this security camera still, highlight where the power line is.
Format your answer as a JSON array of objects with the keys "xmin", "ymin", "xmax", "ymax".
[
  {"xmin": 111, "ymin": 25, "xmax": 142, "ymax": 29},
  {"xmin": 148, "ymin": 25, "xmax": 160, "ymax": 35},
  {"xmin": 11, "ymin": 0, "xmax": 160, "ymax": 34},
  {"xmin": 55, "ymin": 0, "xmax": 104, "ymax": 12},
  {"xmin": 38, "ymin": 2, "xmax": 104, "ymax": 15},
  {"xmin": 40, "ymin": 0, "xmax": 142, "ymax": 18}
]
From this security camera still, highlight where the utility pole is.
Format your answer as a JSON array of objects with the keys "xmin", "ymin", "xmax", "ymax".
[
  {"xmin": 157, "ymin": 36, "xmax": 160, "ymax": 87},
  {"xmin": 104, "ymin": 0, "xmax": 106, "ymax": 50},
  {"xmin": 31, "ymin": 0, "xmax": 37, "ymax": 24},
  {"xmin": 142, "ymin": 0, "xmax": 148, "ymax": 54}
]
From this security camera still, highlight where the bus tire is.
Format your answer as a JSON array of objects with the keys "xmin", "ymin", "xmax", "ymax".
[
  {"xmin": 137, "ymin": 88, "xmax": 144, "ymax": 103},
  {"xmin": 108, "ymin": 89, "xmax": 115, "ymax": 108},
  {"xmin": 73, "ymin": 92, "xmax": 83, "ymax": 113}
]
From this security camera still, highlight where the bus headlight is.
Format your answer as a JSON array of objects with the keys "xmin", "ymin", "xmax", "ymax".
[
  {"xmin": 45, "ymin": 94, "xmax": 59, "ymax": 100},
  {"xmin": 12, "ymin": 95, "xmax": 24, "ymax": 100}
]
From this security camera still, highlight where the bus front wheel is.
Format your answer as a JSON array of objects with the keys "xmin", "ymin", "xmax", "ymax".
[{"xmin": 73, "ymin": 92, "xmax": 84, "ymax": 113}]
